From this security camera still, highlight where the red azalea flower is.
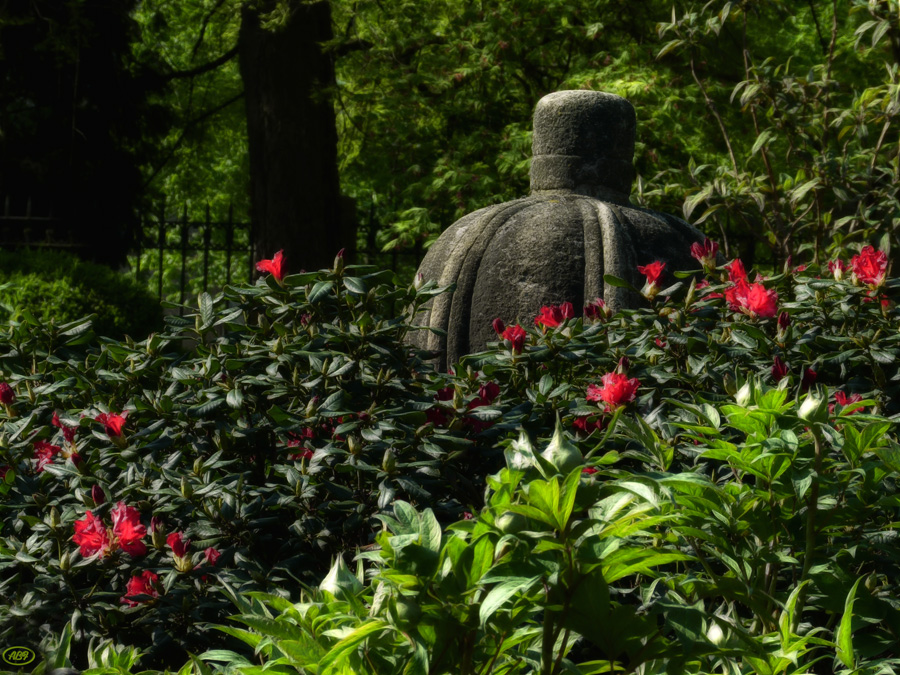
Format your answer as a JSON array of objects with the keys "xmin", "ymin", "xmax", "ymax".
[
  {"xmin": 744, "ymin": 283, "xmax": 779, "ymax": 318},
  {"xmin": 110, "ymin": 502, "xmax": 148, "ymax": 557},
  {"xmin": 572, "ymin": 415, "xmax": 606, "ymax": 436},
  {"xmin": 637, "ymin": 261, "xmax": 666, "ymax": 299},
  {"xmin": 638, "ymin": 260, "xmax": 666, "ymax": 286},
  {"xmin": 426, "ymin": 407, "xmax": 450, "ymax": 427},
  {"xmin": 725, "ymin": 281, "xmax": 778, "ymax": 318},
  {"xmin": 690, "ymin": 239, "xmax": 719, "ymax": 269},
  {"xmin": 772, "ymin": 356, "xmax": 789, "ymax": 383},
  {"xmin": 828, "ymin": 259, "xmax": 848, "ymax": 281},
  {"xmin": 830, "ymin": 390, "xmax": 865, "ymax": 416},
  {"xmin": 501, "ymin": 324, "xmax": 527, "ymax": 353},
  {"xmin": 435, "ymin": 386, "xmax": 455, "ymax": 401},
  {"xmin": 96, "ymin": 412, "xmax": 127, "ymax": 438},
  {"xmin": 801, "ymin": 368, "xmax": 817, "ymax": 392},
  {"xmin": 535, "ymin": 302, "xmax": 574, "ymax": 329},
  {"xmin": 492, "ymin": 318, "xmax": 505, "ymax": 336},
  {"xmin": 33, "ymin": 439, "xmax": 61, "ymax": 472},
  {"xmin": 725, "ymin": 259, "xmax": 748, "ymax": 283},
  {"xmin": 167, "ymin": 532, "xmax": 191, "ymax": 558},
  {"xmin": 469, "ymin": 382, "xmax": 500, "ymax": 408},
  {"xmin": 290, "ymin": 448, "xmax": 314, "ymax": 460},
  {"xmin": 256, "ymin": 250, "xmax": 286, "ymax": 282},
  {"xmin": 0, "ymin": 382, "xmax": 14, "ymax": 406},
  {"xmin": 586, "ymin": 373, "xmax": 640, "ymax": 411},
  {"xmin": 204, "ymin": 547, "xmax": 221, "ymax": 565},
  {"xmin": 121, "ymin": 570, "xmax": 159, "ymax": 607},
  {"xmin": 52, "ymin": 412, "xmax": 78, "ymax": 445},
  {"xmin": 582, "ymin": 466, "xmax": 599, "ymax": 475},
  {"xmin": 584, "ymin": 297, "xmax": 611, "ymax": 322},
  {"xmin": 73, "ymin": 511, "xmax": 111, "ymax": 558},
  {"xmin": 851, "ymin": 246, "xmax": 888, "ymax": 288}
]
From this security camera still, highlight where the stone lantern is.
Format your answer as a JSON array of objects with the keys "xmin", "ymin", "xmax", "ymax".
[{"xmin": 412, "ymin": 90, "xmax": 710, "ymax": 369}]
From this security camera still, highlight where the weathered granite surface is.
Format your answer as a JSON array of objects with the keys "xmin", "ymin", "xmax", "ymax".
[{"xmin": 412, "ymin": 90, "xmax": 712, "ymax": 370}]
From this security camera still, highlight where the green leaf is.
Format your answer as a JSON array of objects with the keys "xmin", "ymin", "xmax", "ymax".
[
  {"xmin": 308, "ymin": 280, "xmax": 334, "ymax": 303},
  {"xmin": 837, "ymin": 577, "xmax": 865, "ymax": 669},
  {"xmin": 779, "ymin": 580, "xmax": 809, "ymax": 646},
  {"xmin": 343, "ymin": 277, "xmax": 367, "ymax": 294},
  {"xmin": 603, "ymin": 274, "xmax": 636, "ymax": 290},
  {"xmin": 751, "ymin": 129, "xmax": 773, "ymax": 156},
  {"xmin": 226, "ymin": 387, "xmax": 243, "ymax": 409},
  {"xmin": 232, "ymin": 615, "xmax": 305, "ymax": 642},
  {"xmin": 199, "ymin": 292, "xmax": 214, "ymax": 330},
  {"xmin": 479, "ymin": 576, "xmax": 541, "ymax": 627},
  {"xmin": 419, "ymin": 508, "xmax": 441, "ymax": 553},
  {"xmin": 320, "ymin": 620, "xmax": 390, "ymax": 671}
]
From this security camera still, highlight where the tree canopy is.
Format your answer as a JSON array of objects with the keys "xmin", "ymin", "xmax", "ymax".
[{"xmin": 3, "ymin": 0, "xmax": 898, "ymax": 274}]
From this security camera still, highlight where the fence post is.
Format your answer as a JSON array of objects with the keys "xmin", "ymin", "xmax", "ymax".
[
  {"xmin": 157, "ymin": 200, "xmax": 166, "ymax": 301},
  {"xmin": 203, "ymin": 203, "xmax": 211, "ymax": 294},
  {"xmin": 180, "ymin": 204, "xmax": 189, "ymax": 310},
  {"xmin": 225, "ymin": 203, "xmax": 234, "ymax": 287},
  {"xmin": 136, "ymin": 211, "xmax": 142, "ymax": 283}
]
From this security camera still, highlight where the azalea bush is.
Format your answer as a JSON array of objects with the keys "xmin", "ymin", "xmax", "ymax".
[
  {"xmin": 207, "ymin": 240, "xmax": 900, "ymax": 675},
  {"xmin": 3, "ymin": 241, "xmax": 900, "ymax": 673},
  {"xmin": 0, "ymin": 251, "xmax": 507, "ymax": 670}
]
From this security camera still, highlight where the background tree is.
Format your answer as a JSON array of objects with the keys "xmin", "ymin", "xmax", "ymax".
[
  {"xmin": 0, "ymin": 0, "xmax": 163, "ymax": 266},
  {"xmin": 134, "ymin": 0, "xmax": 344, "ymax": 276},
  {"xmin": 130, "ymin": 0, "xmax": 899, "ymax": 282}
]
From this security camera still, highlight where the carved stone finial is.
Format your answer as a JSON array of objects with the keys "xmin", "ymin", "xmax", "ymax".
[
  {"xmin": 412, "ymin": 90, "xmax": 710, "ymax": 370},
  {"xmin": 529, "ymin": 90, "xmax": 636, "ymax": 204}
]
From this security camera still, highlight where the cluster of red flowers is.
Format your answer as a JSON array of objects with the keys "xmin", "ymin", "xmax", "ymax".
[
  {"xmin": 73, "ymin": 502, "xmax": 148, "ymax": 559},
  {"xmin": 535, "ymin": 302, "xmax": 574, "ymax": 329},
  {"xmin": 719, "ymin": 259, "xmax": 779, "ymax": 319}
]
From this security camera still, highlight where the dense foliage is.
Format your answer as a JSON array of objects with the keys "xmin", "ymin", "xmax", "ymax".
[
  {"xmin": 0, "ymin": 249, "xmax": 163, "ymax": 339},
  {"xmin": 127, "ymin": 0, "xmax": 900, "ymax": 279},
  {"xmin": 3, "ymin": 241, "xmax": 900, "ymax": 673}
]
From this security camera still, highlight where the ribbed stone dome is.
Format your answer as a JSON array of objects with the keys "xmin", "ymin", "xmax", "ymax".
[{"xmin": 412, "ymin": 90, "xmax": 710, "ymax": 370}]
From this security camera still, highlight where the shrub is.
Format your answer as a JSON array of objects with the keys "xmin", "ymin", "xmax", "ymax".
[
  {"xmin": 0, "ymin": 255, "xmax": 500, "ymax": 670},
  {"xmin": 3, "ymin": 243, "xmax": 900, "ymax": 674},
  {"xmin": 0, "ymin": 248, "xmax": 162, "ymax": 339},
  {"xmin": 206, "ymin": 246, "xmax": 900, "ymax": 674}
]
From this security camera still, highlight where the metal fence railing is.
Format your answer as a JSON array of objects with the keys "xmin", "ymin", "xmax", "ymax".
[{"xmin": 1, "ymin": 196, "xmax": 424, "ymax": 303}]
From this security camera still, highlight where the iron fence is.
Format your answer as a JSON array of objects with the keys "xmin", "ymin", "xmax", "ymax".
[{"xmin": 1, "ymin": 195, "xmax": 424, "ymax": 303}]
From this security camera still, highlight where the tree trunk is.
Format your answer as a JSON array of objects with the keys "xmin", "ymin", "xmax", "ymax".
[{"xmin": 239, "ymin": 0, "xmax": 343, "ymax": 275}]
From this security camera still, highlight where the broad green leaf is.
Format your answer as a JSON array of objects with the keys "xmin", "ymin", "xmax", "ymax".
[
  {"xmin": 479, "ymin": 576, "xmax": 540, "ymax": 627},
  {"xmin": 319, "ymin": 620, "xmax": 390, "ymax": 671},
  {"xmin": 419, "ymin": 508, "xmax": 441, "ymax": 553}
]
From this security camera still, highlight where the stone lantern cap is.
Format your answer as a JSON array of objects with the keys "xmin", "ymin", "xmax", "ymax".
[{"xmin": 530, "ymin": 90, "xmax": 636, "ymax": 204}]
